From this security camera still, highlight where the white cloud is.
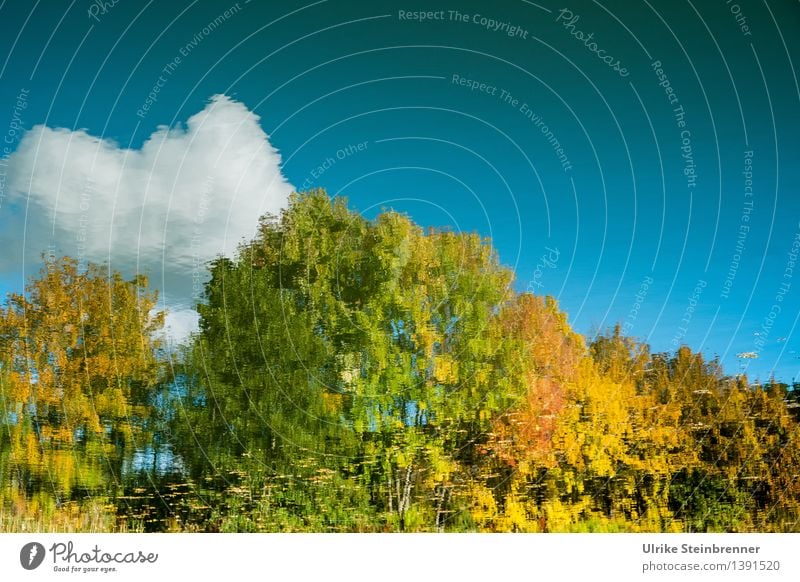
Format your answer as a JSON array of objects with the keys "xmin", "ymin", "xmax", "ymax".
[
  {"xmin": 1, "ymin": 94, "xmax": 294, "ymax": 343},
  {"xmin": 162, "ymin": 308, "xmax": 201, "ymax": 349}
]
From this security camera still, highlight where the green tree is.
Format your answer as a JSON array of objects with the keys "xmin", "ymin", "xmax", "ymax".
[{"xmin": 176, "ymin": 190, "xmax": 524, "ymax": 531}]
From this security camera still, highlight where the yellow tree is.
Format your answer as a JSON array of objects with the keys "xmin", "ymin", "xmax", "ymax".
[{"xmin": 0, "ymin": 256, "xmax": 164, "ymax": 523}]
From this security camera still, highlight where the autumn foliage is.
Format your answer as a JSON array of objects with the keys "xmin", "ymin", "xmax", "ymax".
[{"xmin": 2, "ymin": 191, "xmax": 799, "ymax": 532}]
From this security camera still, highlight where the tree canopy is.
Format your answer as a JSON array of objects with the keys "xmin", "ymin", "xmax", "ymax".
[{"xmin": 2, "ymin": 190, "xmax": 799, "ymax": 532}]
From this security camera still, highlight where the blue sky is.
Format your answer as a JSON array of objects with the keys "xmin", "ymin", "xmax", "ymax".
[{"xmin": 0, "ymin": 0, "xmax": 799, "ymax": 382}]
